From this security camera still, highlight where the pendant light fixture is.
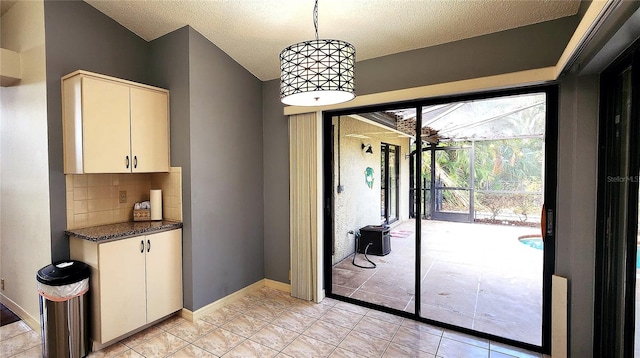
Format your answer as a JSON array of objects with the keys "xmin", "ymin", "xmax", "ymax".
[{"xmin": 280, "ymin": 0, "xmax": 356, "ymax": 106}]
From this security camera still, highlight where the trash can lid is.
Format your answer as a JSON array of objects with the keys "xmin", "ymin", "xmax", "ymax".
[{"xmin": 36, "ymin": 260, "xmax": 90, "ymax": 286}]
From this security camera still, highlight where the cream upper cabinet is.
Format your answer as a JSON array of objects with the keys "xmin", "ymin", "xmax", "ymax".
[
  {"xmin": 130, "ymin": 87, "xmax": 169, "ymax": 173},
  {"xmin": 81, "ymin": 77, "xmax": 132, "ymax": 173},
  {"xmin": 62, "ymin": 70, "xmax": 170, "ymax": 174}
]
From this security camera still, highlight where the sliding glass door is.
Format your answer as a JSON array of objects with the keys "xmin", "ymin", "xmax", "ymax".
[
  {"xmin": 324, "ymin": 86, "xmax": 556, "ymax": 353},
  {"xmin": 595, "ymin": 44, "xmax": 640, "ymax": 357},
  {"xmin": 327, "ymin": 112, "xmax": 416, "ymax": 312}
]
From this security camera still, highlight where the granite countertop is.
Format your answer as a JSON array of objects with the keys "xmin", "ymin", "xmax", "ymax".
[{"xmin": 66, "ymin": 221, "xmax": 183, "ymax": 243}]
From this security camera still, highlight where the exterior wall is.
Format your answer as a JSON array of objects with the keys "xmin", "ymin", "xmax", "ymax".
[
  {"xmin": 332, "ymin": 115, "xmax": 411, "ymax": 264},
  {"xmin": 0, "ymin": 0, "xmax": 52, "ymax": 323}
]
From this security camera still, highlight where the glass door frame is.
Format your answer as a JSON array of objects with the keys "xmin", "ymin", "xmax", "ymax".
[
  {"xmin": 430, "ymin": 144, "xmax": 474, "ymax": 223},
  {"xmin": 594, "ymin": 40, "xmax": 640, "ymax": 357},
  {"xmin": 381, "ymin": 142, "xmax": 400, "ymax": 224},
  {"xmin": 322, "ymin": 85, "xmax": 558, "ymax": 354}
]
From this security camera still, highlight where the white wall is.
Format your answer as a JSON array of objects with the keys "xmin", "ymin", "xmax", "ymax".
[
  {"xmin": 332, "ymin": 115, "xmax": 410, "ymax": 264},
  {"xmin": 0, "ymin": 0, "xmax": 51, "ymax": 327}
]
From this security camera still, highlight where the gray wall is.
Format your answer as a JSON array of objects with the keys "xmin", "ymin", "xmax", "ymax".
[
  {"xmin": 262, "ymin": 80, "xmax": 289, "ymax": 283},
  {"xmin": 148, "ymin": 27, "xmax": 193, "ymax": 308},
  {"xmin": 43, "ymin": 0, "xmax": 150, "ymax": 261},
  {"xmin": 188, "ymin": 28, "xmax": 264, "ymax": 310},
  {"xmin": 356, "ymin": 17, "xmax": 581, "ymax": 96}
]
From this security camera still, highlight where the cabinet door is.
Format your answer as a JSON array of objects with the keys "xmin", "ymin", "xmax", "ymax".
[
  {"xmin": 130, "ymin": 87, "xmax": 169, "ymax": 173},
  {"xmin": 99, "ymin": 237, "xmax": 147, "ymax": 342},
  {"xmin": 82, "ymin": 77, "xmax": 132, "ymax": 173},
  {"xmin": 145, "ymin": 229, "xmax": 183, "ymax": 322}
]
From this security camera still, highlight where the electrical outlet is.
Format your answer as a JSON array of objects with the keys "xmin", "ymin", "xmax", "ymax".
[
  {"xmin": 119, "ymin": 191, "xmax": 127, "ymax": 203},
  {"xmin": 1, "ymin": 279, "xmax": 4, "ymax": 290}
]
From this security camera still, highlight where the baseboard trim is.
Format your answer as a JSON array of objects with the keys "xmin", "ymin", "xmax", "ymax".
[
  {"xmin": 265, "ymin": 279, "xmax": 291, "ymax": 293},
  {"xmin": 0, "ymin": 293, "xmax": 40, "ymax": 331},
  {"xmin": 180, "ymin": 279, "xmax": 291, "ymax": 322},
  {"xmin": 179, "ymin": 308, "xmax": 194, "ymax": 322},
  {"xmin": 0, "ymin": 279, "xmax": 293, "ymax": 329}
]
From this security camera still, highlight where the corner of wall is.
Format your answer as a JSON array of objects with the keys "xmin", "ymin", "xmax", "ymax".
[{"xmin": 0, "ymin": 0, "xmax": 52, "ymax": 322}]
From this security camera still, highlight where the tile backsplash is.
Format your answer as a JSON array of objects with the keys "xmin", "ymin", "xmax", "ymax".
[
  {"xmin": 151, "ymin": 167, "xmax": 182, "ymax": 223},
  {"xmin": 66, "ymin": 167, "xmax": 182, "ymax": 229}
]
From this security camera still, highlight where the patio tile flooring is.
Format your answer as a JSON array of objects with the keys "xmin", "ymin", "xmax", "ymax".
[{"xmin": 332, "ymin": 220, "xmax": 543, "ymax": 346}]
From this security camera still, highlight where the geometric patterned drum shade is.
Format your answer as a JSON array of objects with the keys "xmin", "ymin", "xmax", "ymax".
[
  {"xmin": 280, "ymin": 39, "xmax": 355, "ymax": 106},
  {"xmin": 279, "ymin": 0, "xmax": 356, "ymax": 107}
]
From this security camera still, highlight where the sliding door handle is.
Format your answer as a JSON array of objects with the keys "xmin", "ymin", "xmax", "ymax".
[
  {"xmin": 541, "ymin": 204, "xmax": 554, "ymax": 239},
  {"xmin": 541, "ymin": 204, "xmax": 545, "ymax": 239}
]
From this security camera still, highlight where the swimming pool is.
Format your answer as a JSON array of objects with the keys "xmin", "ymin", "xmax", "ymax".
[
  {"xmin": 519, "ymin": 237, "xmax": 640, "ymax": 268},
  {"xmin": 519, "ymin": 237, "xmax": 543, "ymax": 250}
]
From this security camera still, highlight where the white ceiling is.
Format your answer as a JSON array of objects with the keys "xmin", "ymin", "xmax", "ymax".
[{"xmin": 84, "ymin": 0, "xmax": 581, "ymax": 81}]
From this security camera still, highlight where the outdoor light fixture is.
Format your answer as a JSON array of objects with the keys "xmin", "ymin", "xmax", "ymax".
[
  {"xmin": 280, "ymin": 0, "xmax": 356, "ymax": 106},
  {"xmin": 362, "ymin": 143, "xmax": 373, "ymax": 154}
]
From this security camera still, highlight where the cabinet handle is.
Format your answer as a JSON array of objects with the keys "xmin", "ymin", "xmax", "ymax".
[
  {"xmin": 126, "ymin": 156, "xmax": 130, "ymax": 169},
  {"xmin": 140, "ymin": 240, "xmax": 144, "ymax": 253},
  {"xmin": 134, "ymin": 156, "xmax": 138, "ymax": 169},
  {"xmin": 147, "ymin": 239, "xmax": 151, "ymax": 252}
]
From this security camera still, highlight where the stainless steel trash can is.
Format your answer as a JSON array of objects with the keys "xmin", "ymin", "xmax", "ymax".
[{"xmin": 37, "ymin": 261, "xmax": 90, "ymax": 358}]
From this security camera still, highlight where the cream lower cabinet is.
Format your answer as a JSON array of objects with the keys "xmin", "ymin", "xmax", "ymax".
[{"xmin": 70, "ymin": 229, "xmax": 183, "ymax": 345}]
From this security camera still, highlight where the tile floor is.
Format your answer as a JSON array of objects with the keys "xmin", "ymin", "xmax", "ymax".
[
  {"xmin": 332, "ymin": 220, "xmax": 543, "ymax": 346},
  {"xmin": 0, "ymin": 286, "xmax": 543, "ymax": 357}
]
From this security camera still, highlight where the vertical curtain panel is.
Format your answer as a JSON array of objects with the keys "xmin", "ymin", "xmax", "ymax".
[{"xmin": 289, "ymin": 112, "xmax": 322, "ymax": 302}]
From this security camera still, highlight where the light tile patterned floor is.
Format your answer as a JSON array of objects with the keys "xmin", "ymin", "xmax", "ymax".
[{"xmin": 0, "ymin": 287, "xmax": 542, "ymax": 357}]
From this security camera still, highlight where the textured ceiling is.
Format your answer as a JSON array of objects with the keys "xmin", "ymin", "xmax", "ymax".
[
  {"xmin": 84, "ymin": 0, "xmax": 581, "ymax": 81},
  {"xmin": 0, "ymin": 1, "xmax": 17, "ymax": 15}
]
